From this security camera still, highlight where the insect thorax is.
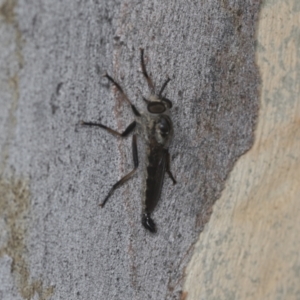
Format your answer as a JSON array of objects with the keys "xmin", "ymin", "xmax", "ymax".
[{"xmin": 138, "ymin": 112, "xmax": 173, "ymax": 149}]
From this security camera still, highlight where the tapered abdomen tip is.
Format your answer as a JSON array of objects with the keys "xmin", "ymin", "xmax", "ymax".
[{"xmin": 142, "ymin": 213, "xmax": 157, "ymax": 233}]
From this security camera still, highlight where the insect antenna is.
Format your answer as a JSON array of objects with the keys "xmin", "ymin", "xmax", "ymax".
[{"xmin": 140, "ymin": 48, "xmax": 155, "ymax": 93}]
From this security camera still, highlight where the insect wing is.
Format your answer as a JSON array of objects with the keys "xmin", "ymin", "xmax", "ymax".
[{"xmin": 145, "ymin": 148, "xmax": 167, "ymax": 213}]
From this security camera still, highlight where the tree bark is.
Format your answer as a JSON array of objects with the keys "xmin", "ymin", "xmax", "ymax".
[
  {"xmin": 184, "ymin": 1, "xmax": 300, "ymax": 299},
  {"xmin": 0, "ymin": 0, "xmax": 283, "ymax": 299}
]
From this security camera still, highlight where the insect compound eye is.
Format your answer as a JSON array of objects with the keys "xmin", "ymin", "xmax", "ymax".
[
  {"xmin": 147, "ymin": 102, "xmax": 166, "ymax": 114},
  {"xmin": 162, "ymin": 97, "xmax": 172, "ymax": 109}
]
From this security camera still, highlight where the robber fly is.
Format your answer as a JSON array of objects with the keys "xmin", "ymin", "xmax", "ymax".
[{"xmin": 81, "ymin": 49, "xmax": 176, "ymax": 233}]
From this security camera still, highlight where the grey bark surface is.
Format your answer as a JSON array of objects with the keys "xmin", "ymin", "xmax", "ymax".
[{"xmin": 0, "ymin": 0, "xmax": 260, "ymax": 299}]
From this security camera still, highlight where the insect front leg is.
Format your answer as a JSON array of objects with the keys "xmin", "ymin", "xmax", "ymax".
[
  {"xmin": 80, "ymin": 120, "xmax": 136, "ymax": 137},
  {"xmin": 166, "ymin": 150, "xmax": 177, "ymax": 185},
  {"xmin": 158, "ymin": 77, "xmax": 170, "ymax": 97},
  {"xmin": 104, "ymin": 73, "xmax": 141, "ymax": 117},
  {"xmin": 140, "ymin": 48, "xmax": 155, "ymax": 93},
  {"xmin": 100, "ymin": 134, "xmax": 139, "ymax": 207}
]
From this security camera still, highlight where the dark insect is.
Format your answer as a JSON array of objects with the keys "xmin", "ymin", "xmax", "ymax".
[{"xmin": 81, "ymin": 49, "xmax": 176, "ymax": 233}]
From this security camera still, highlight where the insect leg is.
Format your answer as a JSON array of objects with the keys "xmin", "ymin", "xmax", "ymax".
[
  {"xmin": 166, "ymin": 150, "xmax": 177, "ymax": 185},
  {"xmin": 140, "ymin": 48, "xmax": 155, "ymax": 92},
  {"xmin": 100, "ymin": 134, "xmax": 139, "ymax": 207},
  {"xmin": 158, "ymin": 77, "xmax": 170, "ymax": 97},
  {"xmin": 104, "ymin": 73, "xmax": 141, "ymax": 117},
  {"xmin": 80, "ymin": 120, "xmax": 136, "ymax": 137}
]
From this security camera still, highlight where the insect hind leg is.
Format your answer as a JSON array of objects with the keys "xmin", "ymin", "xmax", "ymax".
[
  {"xmin": 166, "ymin": 150, "xmax": 177, "ymax": 185},
  {"xmin": 100, "ymin": 134, "xmax": 139, "ymax": 207}
]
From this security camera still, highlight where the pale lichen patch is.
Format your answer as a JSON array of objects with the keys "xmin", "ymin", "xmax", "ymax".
[{"xmin": 0, "ymin": 178, "xmax": 54, "ymax": 300}]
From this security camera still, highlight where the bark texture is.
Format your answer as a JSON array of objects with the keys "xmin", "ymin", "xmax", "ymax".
[
  {"xmin": 184, "ymin": 0, "xmax": 300, "ymax": 299},
  {"xmin": 0, "ymin": 0, "xmax": 261, "ymax": 299}
]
